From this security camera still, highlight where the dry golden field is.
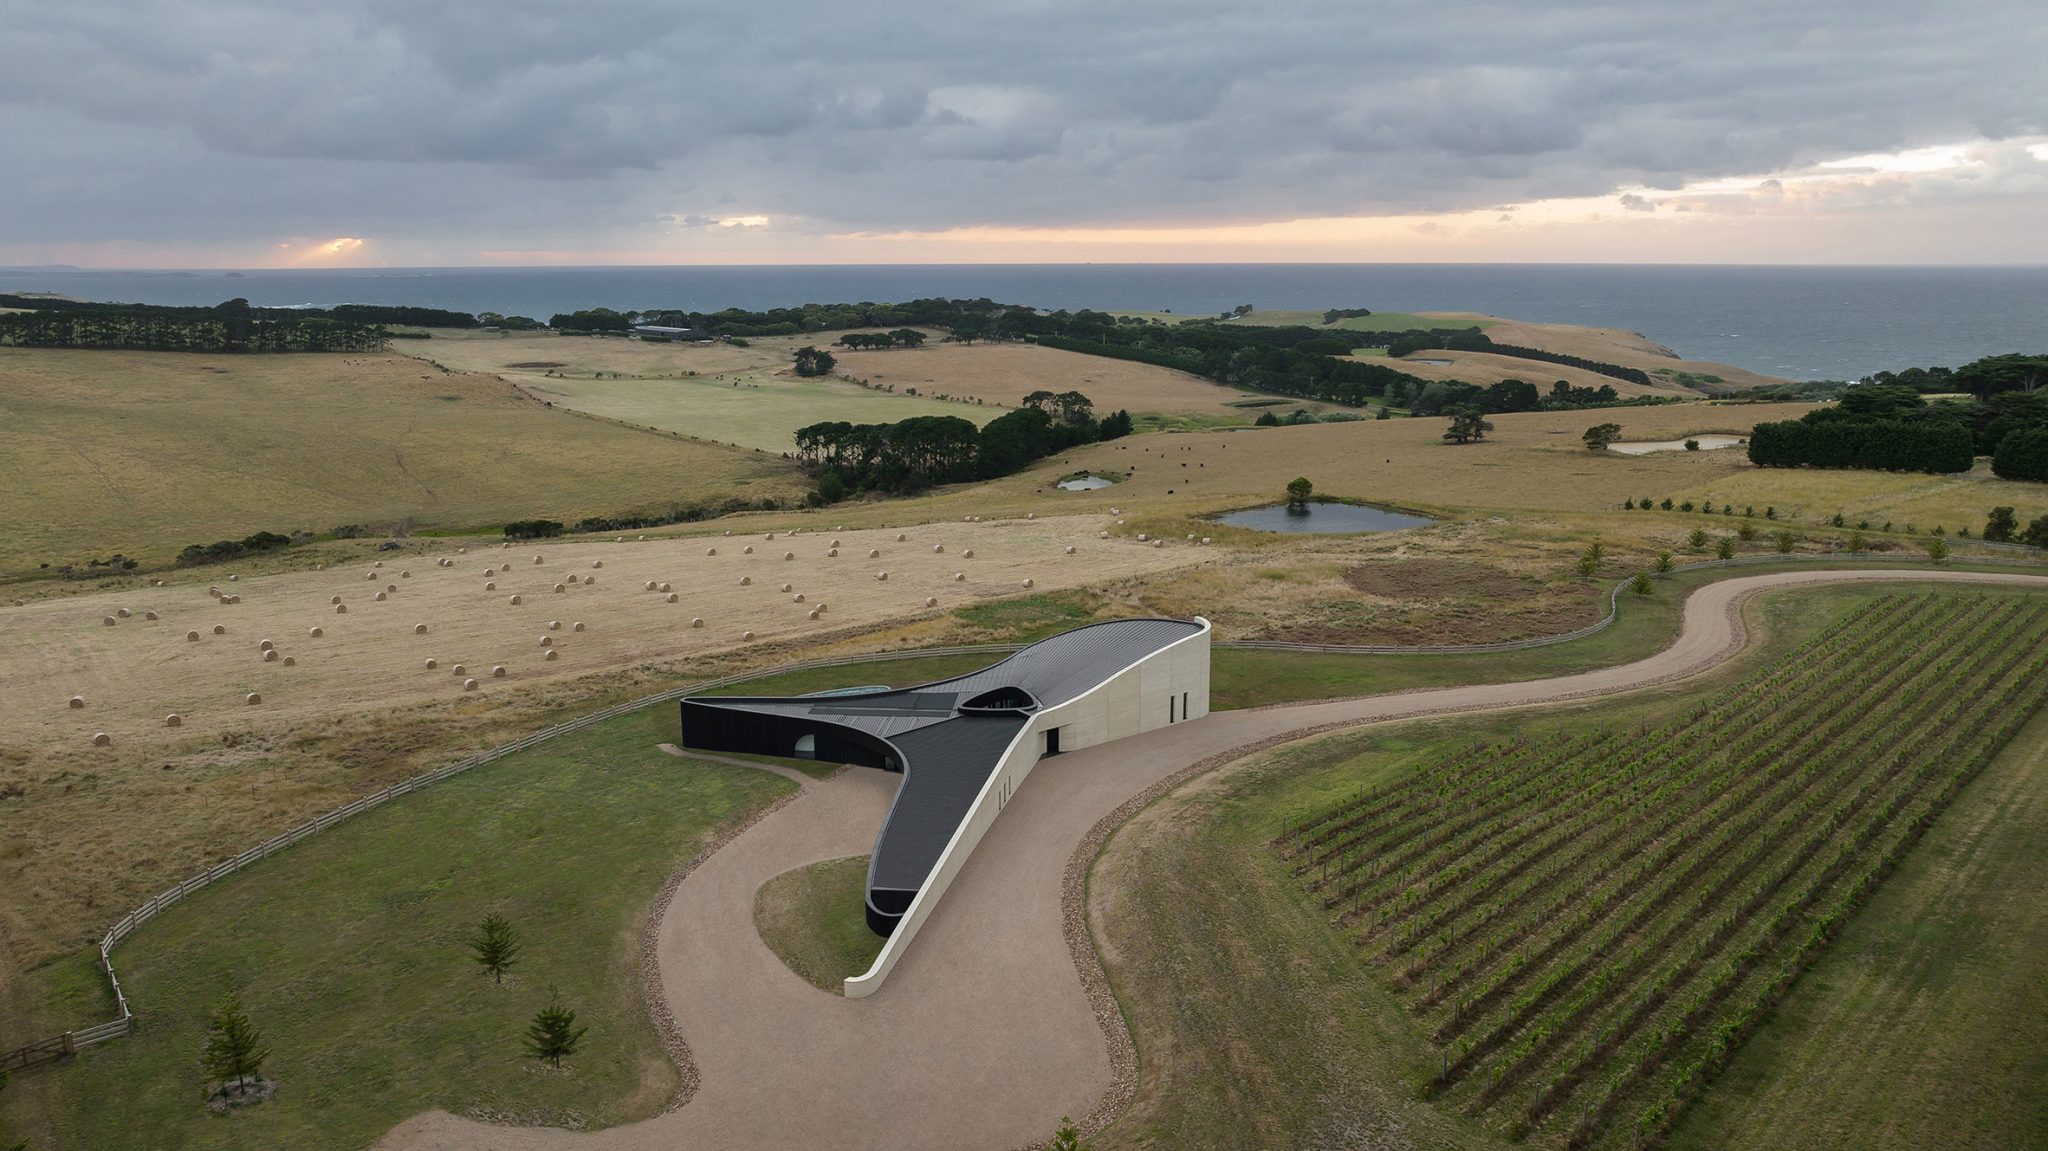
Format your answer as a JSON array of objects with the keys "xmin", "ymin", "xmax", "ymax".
[
  {"xmin": 830, "ymin": 340, "xmax": 1253, "ymax": 417},
  {"xmin": 0, "ymin": 348, "xmax": 805, "ymax": 575},
  {"xmin": 1371, "ymin": 347, "xmax": 1700, "ymax": 398},
  {"xmin": 0, "ymin": 518, "xmax": 1201, "ymax": 967}
]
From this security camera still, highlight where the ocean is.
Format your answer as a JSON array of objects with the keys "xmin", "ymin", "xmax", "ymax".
[{"xmin": 2, "ymin": 263, "xmax": 2043, "ymax": 382}]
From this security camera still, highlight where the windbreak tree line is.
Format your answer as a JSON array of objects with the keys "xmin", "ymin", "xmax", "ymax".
[
  {"xmin": 795, "ymin": 395, "xmax": 1130, "ymax": 496},
  {"xmin": 1749, "ymin": 380, "xmax": 2048, "ymax": 478},
  {"xmin": 0, "ymin": 297, "xmax": 389, "ymax": 353},
  {"xmin": 1377, "ymin": 327, "xmax": 1653, "ymax": 386}
]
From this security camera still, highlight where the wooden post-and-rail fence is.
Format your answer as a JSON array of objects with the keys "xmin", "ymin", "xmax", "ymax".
[{"xmin": 3, "ymin": 547, "xmax": 2042, "ymax": 1071}]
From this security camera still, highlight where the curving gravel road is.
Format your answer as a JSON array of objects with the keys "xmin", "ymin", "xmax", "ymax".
[{"xmin": 376, "ymin": 569, "xmax": 2048, "ymax": 1151}]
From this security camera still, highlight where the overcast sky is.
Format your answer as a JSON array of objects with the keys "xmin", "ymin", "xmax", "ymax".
[{"xmin": 4, "ymin": 0, "xmax": 2045, "ymax": 267}]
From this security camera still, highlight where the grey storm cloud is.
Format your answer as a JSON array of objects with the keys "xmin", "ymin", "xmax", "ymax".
[{"xmin": 2, "ymin": 0, "xmax": 2045, "ymax": 250}]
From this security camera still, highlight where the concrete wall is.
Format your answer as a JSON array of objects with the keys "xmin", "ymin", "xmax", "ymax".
[{"xmin": 845, "ymin": 617, "xmax": 1210, "ymax": 998}]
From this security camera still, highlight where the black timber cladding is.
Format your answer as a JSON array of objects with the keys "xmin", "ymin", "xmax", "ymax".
[{"xmin": 678, "ymin": 618, "xmax": 1201, "ymax": 934}]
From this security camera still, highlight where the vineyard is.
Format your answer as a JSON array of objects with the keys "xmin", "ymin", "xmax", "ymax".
[{"xmin": 1275, "ymin": 592, "xmax": 2048, "ymax": 1149}]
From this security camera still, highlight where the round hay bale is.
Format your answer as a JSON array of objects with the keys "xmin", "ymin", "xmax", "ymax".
[
  {"xmin": 230, "ymin": 573, "xmax": 240, "ymax": 581},
  {"xmin": 374, "ymin": 591, "xmax": 387, "ymax": 601},
  {"xmin": 485, "ymin": 582, "xmax": 497, "ymax": 591},
  {"xmin": 739, "ymin": 576, "xmax": 751, "ymax": 586},
  {"xmin": 487, "ymin": 567, "xmax": 498, "ymax": 576},
  {"xmin": 783, "ymin": 551, "xmax": 794, "ymax": 560},
  {"xmin": 591, "ymin": 560, "xmax": 602, "ymax": 569},
  {"xmin": 154, "ymin": 579, "xmax": 165, "ymax": 587},
  {"xmin": 547, "ymin": 620, "xmax": 560, "ymax": 630},
  {"xmin": 896, "ymin": 532, "xmax": 907, "ymax": 542},
  {"xmin": 144, "ymin": 611, "xmax": 159, "ymax": 621},
  {"xmin": 386, "ymin": 583, "xmax": 398, "ymax": 593},
  {"xmin": 165, "ymin": 714, "xmax": 181, "ymax": 727},
  {"xmin": 539, "ymin": 635, "xmax": 553, "ymax": 647},
  {"xmin": 331, "ymin": 595, "xmax": 344, "ymax": 605},
  {"xmin": 868, "ymin": 548, "xmax": 880, "ymax": 558},
  {"xmin": 187, "ymin": 630, "xmax": 201, "ymax": 641},
  {"xmin": 544, "ymin": 649, "xmax": 558, "ymax": 661},
  {"xmin": 227, "ymin": 595, "xmax": 241, "ymax": 604},
  {"xmin": 102, "ymin": 615, "xmax": 117, "ymax": 627},
  {"xmin": 533, "ymin": 555, "xmax": 544, "ymax": 565},
  {"xmin": 414, "ymin": 623, "xmax": 428, "ymax": 635},
  {"xmin": 1187, "ymin": 534, "xmax": 1196, "ymax": 540},
  {"xmin": 925, "ymin": 596, "xmax": 938, "ymax": 607},
  {"xmin": 259, "ymin": 639, "xmax": 274, "ymax": 651},
  {"xmin": 425, "ymin": 658, "xmax": 438, "ymax": 669},
  {"xmin": 933, "ymin": 544, "xmax": 944, "ymax": 553},
  {"xmin": 508, "ymin": 594, "xmax": 523, "ymax": 605},
  {"xmin": 582, "ymin": 575, "xmax": 595, "ymax": 586},
  {"xmin": 1100, "ymin": 531, "xmax": 1110, "ymax": 539},
  {"xmin": 1027, "ymin": 512, "xmax": 1036, "ymax": 520},
  {"xmin": 1065, "ymin": 545, "xmax": 1076, "ymax": 554},
  {"xmin": 374, "ymin": 560, "xmax": 384, "ymax": 568},
  {"xmin": 116, "ymin": 607, "xmax": 131, "ymax": 619},
  {"xmin": 262, "ymin": 650, "xmax": 278, "ymax": 662},
  {"xmin": 245, "ymin": 693, "xmax": 261, "ymax": 705},
  {"xmin": 463, "ymin": 678, "xmax": 478, "ymax": 692},
  {"xmin": 742, "ymin": 630, "xmax": 755, "ymax": 641},
  {"xmin": 452, "ymin": 663, "xmax": 466, "ymax": 675},
  {"xmin": 68, "ymin": 695, "xmax": 85, "ymax": 709},
  {"xmin": 336, "ymin": 604, "xmax": 348, "ymax": 614},
  {"xmin": 830, "ymin": 539, "xmax": 841, "ymax": 548},
  {"xmin": 400, "ymin": 570, "xmax": 411, "ymax": 578},
  {"xmin": 723, "ymin": 529, "xmax": 732, "ymax": 536},
  {"xmin": 457, "ymin": 547, "xmax": 466, "ymax": 554},
  {"xmin": 1117, "ymin": 519, "xmax": 1127, "ymax": 526},
  {"xmin": 963, "ymin": 515, "xmax": 973, "ymax": 522},
  {"xmin": 213, "ymin": 624, "xmax": 228, "ymax": 634},
  {"xmin": 808, "ymin": 609, "xmax": 820, "ymax": 620},
  {"xmin": 765, "ymin": 532, "xmax": 776, "ymax": 540},
  {"xmin": 572, "ymin": 621, "xmax": 585, "ymax": 632},
  {"xmin": 875, "ymin": 571, "xmax": 888, "ymax": 581},
  {"xmin": 794, "ymin": 593, "xmax": 805, "ymax": 602},
  {"xmin": 665, "ymin": 592, "xmax": 679, "ymax": 603},
  {"xmin": 1154, "ymin": 539, "xmax": 1165, "ymax": 548},
  {"xmin": 492, "ymin": 665, "xmax": 506, "ymax": 678},
  {"xmin": 646, "ymin": 580, "xmax": 658, "ymax": 591},
  {"xmin": 637, "ymin": 535, "xmax": 646, "ymax": 541},
  {"xmin": 553, "ymin": 583, "xmax": 566, "ymax": 593},
  {"xmin": 282, "ymin": 656, "xmax": 295, "ymax": 667},
  {"xmin": 1201, "ymin": 537, "xmax": 1212, "ymax": 545},
  {"xmin": 93, "ymin": 732, "xmax": 111, "ymax": 747},
  {"xmin": 963, "ymin": 548, "xmax": 976, "ymax": 558},
  {"xmin": 207, "ymin": 585, "xmax": 220, "ymax": 595},
  {"xmin": 827, "ymin": 548, "xmax": 839, "ymax": 557},
  {"xmin": 366, "ymin": 571, "xmax": 377, "ymax": 580},
  {"xmin": 1022, "ymin": 578, "xmax": 1035, "ymax": 588},
  {"xmin": 780, "ymin": 582, "xmax": 793, "ymax": 593},
  {"xmin": 659, "ymin": 582, "xmax": 672, "ymax": 593},
  {"xmin": 1110, "ymin": 507, "xmax": 1121, "ymax": 515},
  {"xmin": 1136, "ymin": 533, "xmax": 1149, "ymax": 542},
  {"xmin": 743, "ymin": 545, "xmax": 754, "ymax": 555},
  {"xmin": 310, "ymin": 626, "xmax": 325, "ymax": 638},
  {"xmin": 954, "ymin": 572, "xmax": 965, "ymax": 581},
  {"xmin": 815, "ymin": 603, "xmax": 827, "ymax": 613},
  {"xmin": 691, "ymin": 617, "xmax": 704, "ymax": 628}
]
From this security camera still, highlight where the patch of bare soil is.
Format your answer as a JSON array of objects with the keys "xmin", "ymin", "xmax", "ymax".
[{"xmin": 1250, "ymin": 559, "xmax": 1602, "ymax": 645}]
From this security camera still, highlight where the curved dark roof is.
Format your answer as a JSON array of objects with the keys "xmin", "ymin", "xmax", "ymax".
[{"xmin": 679, "ymin": 618, "xmax": 1202, "ymax": 933}]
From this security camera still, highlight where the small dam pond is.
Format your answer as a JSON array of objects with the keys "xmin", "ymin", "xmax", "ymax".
[
  {"xmin": 1056, "ymin": 474, "xmax": 1116, "ymax": 491},
  {"xmin": 1216, "ymin": 501, "xmax": 1436, "ymax": 534},
  {"xmin": 1609, "ymin": 434, "xmax": 1745, "ymax": 455}
]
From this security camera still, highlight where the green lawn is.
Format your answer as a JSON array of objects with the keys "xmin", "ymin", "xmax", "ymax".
[
  {"xmin": 751, "ymin": 856, "xmax": 884, "ymax": 993},
  {"xmin": 36, "ymin": 706, "xmax": 792, "ymax": 1150},
  {"xmin": 1089, "ymin": 585, "xmax": 2048, "ymax": 1151}
]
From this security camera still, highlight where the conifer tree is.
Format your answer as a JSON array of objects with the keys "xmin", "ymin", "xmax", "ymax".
[
  {"xmin": 468, "ymin": 913, "xmax": 522, "ymax": 985},
  {"xmin": 202, "ymin": 992, "xmax": 271, "ymax": 1097},
  {"xmin": 524, "ymin": 988, "xmax": 587, "ymax": 1069}
]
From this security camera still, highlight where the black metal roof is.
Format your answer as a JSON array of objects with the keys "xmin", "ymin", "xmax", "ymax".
[{"xmin": 681, "ymin": 617, "xmax": 1203, "ymax": 931}]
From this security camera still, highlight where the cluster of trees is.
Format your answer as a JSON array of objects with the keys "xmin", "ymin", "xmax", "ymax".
[
  {"xmin": 503, "ymin": 497, "xmax": 788, "ymax": 540},
  {"xmin": 1984, "ymin": 506, "xmax": 2048, "ymax": 547},
  {"xmin": 175, "ymin": 530, "xmax": 295, "ymax": 567},
  {"xmin": 795, "ymin": 392, "xmax": 1129, "ymax": 496},
  {"xmin": 1321, "ymin": 308, "xmax": 1374, "ymax": 324},
  {"xmin": 1390, "ymin": 377, "xmax": 1632, "ymax": 417},
  {"xmin": 1442, "ymin": 407, "xmax": 1494, "ymax": 443},
  {"xmin": 792, "ymin": 346, "xmax": 837, "ymax": 377},
  {"xmin": 1749, "ymin": 381, "xmax": 2048, "ymax": 477},
  {"xmin": 1374, "ymin": 327, "xmax": 1654, "ymax": 386},
  {"xmin": 548, "ymin": 307, "xmax": 634, "ymax": 332},
  {"xmin": 0, "ymin": 297, "xmax": 387, "ymax": 353},
  {"xmin": 503, "ymin": 519, "xmax": 566, "ymax": 540},
  {"xmin": 834, "ymin": 329, "xmax": 928, "ymax": 350},
  {"xmin": 477, "ymin": 311, "xmax": 546, "ymax": 330}
]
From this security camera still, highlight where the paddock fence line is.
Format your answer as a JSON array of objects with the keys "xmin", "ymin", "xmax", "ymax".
[{"xmin": 19, "ymin": 547, "xmax": 2045, "ymax": 1061}]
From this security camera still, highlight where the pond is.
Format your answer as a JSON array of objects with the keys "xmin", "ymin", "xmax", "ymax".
[
  {"xmin": 1056, "ymin": 474, "xmax": 1116, "ymax": 491},
  {"xmin": 1216, "ymin": 501, "xmax": 1437, "ymax": 534},
  {"xmin": 1609, "ymin": 434, "xmax": 1745, "ymax": 456}
]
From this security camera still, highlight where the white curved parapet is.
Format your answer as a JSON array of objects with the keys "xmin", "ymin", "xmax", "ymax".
[{"xmin": 844, "ymin": 616, "xmax": 1210, "ymax": 997}]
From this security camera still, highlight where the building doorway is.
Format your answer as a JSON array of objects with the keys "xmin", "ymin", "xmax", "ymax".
[{"xmin": 1044, "ymin": 727, "xmax": 1061, "ymax": 756}]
